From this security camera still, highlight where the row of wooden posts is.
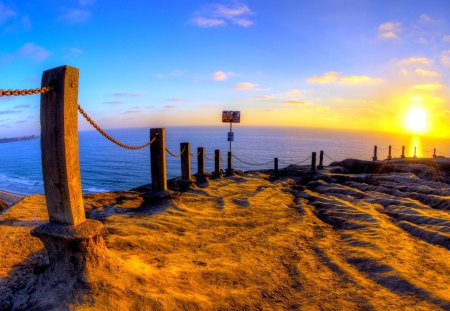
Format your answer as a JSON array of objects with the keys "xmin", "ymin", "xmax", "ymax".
[
  {"xmin": 149, "ymin": 127, "xmax": 326, "ymax": 192},
  {"xmin": 371, "ymin": 145, "xmax": 439, "ymax": 161}
]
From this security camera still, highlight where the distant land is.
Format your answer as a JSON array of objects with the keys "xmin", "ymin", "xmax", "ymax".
[{"xmin": 0, "ymin": 135, "xmax": 38, "ymax": 144}]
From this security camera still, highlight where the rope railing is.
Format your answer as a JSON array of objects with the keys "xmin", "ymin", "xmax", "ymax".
[
  {"xmin": 232, "ymin": 154, "xmax": 274, "ymax": 166},
  {"xmin": 279, "ymin": 155, "xmax": 311, "ymax": 166},
  {"xmin": 166, "ymin": 147, "xmax": 186, "ymax": 158},
  {"xmin": 190, "ymin": 151, "xmax": 202, "ymax": 157},
  {"xmin": 78, "ymin": 104, "xmax": 156, "ymax": 150},
  {"xmin": 0, "ymin": 87, "xmax": 52, "ymax": 97},
  {"xmin": 205, "ymin": 154, "xmax": 215, "ymax": 161},
  {"xmin": 324, "ymin": 153, "xmax": 338, "ymax": 162}
]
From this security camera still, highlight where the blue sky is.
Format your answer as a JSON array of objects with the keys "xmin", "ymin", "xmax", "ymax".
[{"xmin": 1, "ymin": 0, "xmax": 450, "ymax": 137}]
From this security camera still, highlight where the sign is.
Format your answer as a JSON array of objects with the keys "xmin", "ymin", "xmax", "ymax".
[
  {"xmin": 228, "ymin": 132, "xmax": 234, "ymax": 142},
  {"xmin": 222, "ymin": 111, "xmax": 241, "ymax": 123}
]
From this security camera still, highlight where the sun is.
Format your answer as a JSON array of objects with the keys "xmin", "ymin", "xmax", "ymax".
[{"xmin": 405, "ymin": 106, "xmax": 429, "ymax": 134}]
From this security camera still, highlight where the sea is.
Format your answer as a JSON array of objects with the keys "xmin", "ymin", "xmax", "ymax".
[{"xmin": 1, "ymin": 126, "xmax": 449, "ymax": 195}]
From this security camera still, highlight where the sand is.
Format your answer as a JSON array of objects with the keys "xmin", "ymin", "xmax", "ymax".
[{"xmin": 0, "ymin": 159, "xmax": 449, "ymax": 310}]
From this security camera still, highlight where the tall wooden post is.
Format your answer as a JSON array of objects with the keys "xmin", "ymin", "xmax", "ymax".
[
  {"xmin": 311, "ymin": 152, "xmax": 316, "ymax": 172},
  {"xmin": 274, "ymin": 158, "xmax": 279, "ymax": 179},
  {"xmin": 317, "ymin": 150, "xmax": 324, "ymax": 169},
  {"xmin": 180, "ymin": 142, "xmax": 191, "ymax": 181},
  {"xmin": 197, "ymin": 147, "xmax": 205, "ymax": 175},
  {"xmin": 372, "ymin": 145, "xmax": 378, "ymax": 161},
  {"xmin": 214, "ymin": 149, "xmax": 221, "ymax": 176},
  {"xmin": 388, "ymin": 145, "xmax": 392, "ymax": 160},
  {"xmin": 401, "ymin": 146, "xmax": 405, "ymax": 158},
  {"xmin": 40, "ymin": 65, "xmax": 85, "ymax": 226},
  {"xmin": 227, "ymin": 151, "xmax": 233, "ymax": 175},
  {"xmin": 413, "ymin": 146, "xmax": 417, "ymax": 158},
  {"xmin": 150, "ymin": 128, "xmax": 167, "ymax": 192},
  {"xmin": 433, "ymin": 148, "xmax": 437, "ymax": 158}
]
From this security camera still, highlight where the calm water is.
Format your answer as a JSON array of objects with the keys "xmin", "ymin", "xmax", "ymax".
[{"xmin": 0, "ymin": 126, "xmax": 449, "ymax": 195}]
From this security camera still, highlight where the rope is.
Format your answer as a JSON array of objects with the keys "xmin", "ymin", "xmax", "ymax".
[
  {"xmin": 205, "ymin": 154, "xmax": 215, "ymax": 161},
  {"xmin": 232, "ymin": 154, "xmax": 273, "ymax": 166},
  {"xmin": 190, "ymin": 151, "xmax": 202, "ymax": 157},
  {"xmin": 78, "ymin": 104, "xmax": 156, "ymax": 150},
  {"xmin": 166, "ymin": 147, "xmax": 186, "ymax": 158},
  {"xmin": 0, "ymin": 87, "xmax": 52, "ymax": 97},
  {"xmin": 279, "ymin": 155, "xmax": 311, "ymax": 166},
  {"xmin": 324, "ymin": 153, "xmax": 338, "ymax": 162},
  {"xmin": 436, "ymin": 149, "xmax": 449, "ymax": 157}
]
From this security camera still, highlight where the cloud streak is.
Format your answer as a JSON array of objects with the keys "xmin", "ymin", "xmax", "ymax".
[
  {"xmin": 378, "ymin": 22, "xmax": 401, "ymax": 40},
  {"xmin": 191, "ymin": 2, "xmax": 254, "ymax": 28},
  {"xmin": 18, "ymin": 43, "xmax": 51, "ymax": 62},
  {"xmin": 234, "ymin": 82, "xmax": 258, "ymax": 90},
  {"xmin": 307, "ymin": 72, "xmax": 383, "ymax": 85}
]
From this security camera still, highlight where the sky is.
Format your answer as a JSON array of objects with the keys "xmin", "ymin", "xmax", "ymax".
[{"xmin": 0, "ymin": 0, "xmax": 450, "ymax": 138}]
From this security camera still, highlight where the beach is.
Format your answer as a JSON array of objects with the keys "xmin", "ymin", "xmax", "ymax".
[{"xmin": 0, "ymin": 158, "xmax": 449, "ymax": 310}]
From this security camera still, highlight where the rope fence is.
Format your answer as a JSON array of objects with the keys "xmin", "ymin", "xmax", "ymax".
[
  {"xmin": 0, "ymin": 87, "xmax": 52, "ymax": 97},
  {"xmin": 232, "ymin": 154, "xmax": 274, "ymax": 167},
  {"xmin": 166, "ymin": 147, "xmax": 186, "ymax": 158}
]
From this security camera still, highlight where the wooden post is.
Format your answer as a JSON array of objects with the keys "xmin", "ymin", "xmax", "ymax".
[
  {"xmin": 197, "ymin": 147, "xmax": 205, "ymax": 175},
  {"xmin": 214, "ymin": 149, "xmax": 221, "ymax": 175},
  {"xmin": 413, "ymin": 146, "xmax": 417, "ymax": 158},
  {"xmin": 150, "ymin": 128, "xmax": 167, "ymax": 192},
  {"xmin": 227, "ymin": 151, "xmax": 233, "ymax": 175},
  {"xmin": 401, "ymin": 145, "xmax": 405, "ymax": 158},
  {"xmin": 274, "ymin": 158, "xmax": 279, "ymax": 179},
  {"xmin": 433, "ymin": 148, "xmax": 437, "ymax": 158},
  {"xmin": 387, "ymin": 145, "xmax": 392, "ymax": 160},
  {"xmin": 180, "ymin": 142, "xmax": 191, "ymax": 180},
  {"xmin": 311, "ymin": 152, "xmax": 316, "ymax": 171},
  {"xmin": 40, "ymin": 65, "xmax": 85, "ymax": 226},
  {"xmin": 317, "ymin": 150, "xmax": 324, "ymax": 169},
  {"xmin": 372, "ymin": 145, "xmax": 378, "ymax": 161}
]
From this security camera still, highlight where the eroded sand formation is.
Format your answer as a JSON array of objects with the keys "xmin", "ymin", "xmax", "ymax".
[{"xmin": 0, "ymin": 159, "xmax": 449, "ymax": 310}]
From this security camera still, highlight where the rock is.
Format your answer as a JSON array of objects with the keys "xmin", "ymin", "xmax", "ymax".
[{"xmin": 0, "ymin": 199, "xmax": 7, "ymax": 210}]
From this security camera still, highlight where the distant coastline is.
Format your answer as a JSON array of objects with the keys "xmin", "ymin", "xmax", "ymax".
[{"xmin": 0, "ymin": 135, "xmax": 38, "ymax": 144}]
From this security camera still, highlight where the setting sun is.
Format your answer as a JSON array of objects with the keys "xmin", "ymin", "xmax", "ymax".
[{"xmin": 405, "ymin": 106, "xmax": 429, "ymax": 134}]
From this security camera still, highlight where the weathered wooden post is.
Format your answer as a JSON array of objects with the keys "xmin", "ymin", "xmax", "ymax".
[
  {"xmin": 150, "ymin": 128, "xmax": 167, "ymax": 193},
  {"xmin": 213, "ymin": 149, "xmax": 222, "ymax": 177},
  {"xmin": 413, "ymin": 146, "xmax": 417, "ymax": 158},
  {"xmin": 197, "ymin": 147, "xmax": 205, "ymax": 175},
  {"xmin": 433, "ymin": 148, "xmax": 437, "ymax": 158},
  {"xmin": 372, "ymin": 145, "xmax": 378, "ymax": 161},
  {"xmin": 179, "ymin": 142, "xmax": 192, "ymax": 191},
  {"xmin": 30, "ymin": 66, "xmax": 106, "ymax": 295},
  {"xmin": 226, "ymin": 151, "xmax": 233, "ymax": 176},
  {"xmin": 387, "ymin": 145, "xmax": 392, "ymax": 160},
  {"xmin": 311, "ymin": 152, "xmax": 316, "ymax": 171},
  {"xmin": 317, "ymin": 150, "xmax": 324, "ymax": 169},
  {"xmin": 401, "ymin": 146, "xmax": 405, "ymax": 158},
  {"xmin": 274, "ymin": 157, "xmax": 279, "ymax": 179}
]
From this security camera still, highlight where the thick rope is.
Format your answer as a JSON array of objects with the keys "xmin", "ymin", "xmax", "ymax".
[
  {"xmin": 166, "ymin": 147, "xmax": 186, "ymax": 158},
  {"xmin": 232, "ymin": 154, "xmax": 273, "ymax": 166},
  {"xmin": 0, "ymin": 87, "xmax": 52, "ymax": 97},
  {"xmin": 78, "ymin": 104, "xmax": 156, "ymax": 150},
  {"xmin": 324, "ymin": 153, "xmax": 338, "ymax": 162},
  {"xmin": 279, "ymin": 155, "xmax": 312, "ymax": 166}
]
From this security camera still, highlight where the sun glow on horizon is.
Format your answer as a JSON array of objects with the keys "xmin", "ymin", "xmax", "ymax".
[{"xmin": 404, "ymin": 104, "xmax": 429, "ymax": 135}]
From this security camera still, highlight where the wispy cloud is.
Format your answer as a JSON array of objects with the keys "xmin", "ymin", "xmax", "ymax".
[
  {"xmin": 191, "ymin": 2, "xmax": 254, "ymax": 28},
  {"xmin": 245, "ymin": 95, "xmax": 274, "ymax": 102},
  {"xmin": 111, "ymin": 92, "xmax": 146, "ymax": 97},
  {"xmin": 282, "ymin": 100, "xmax": 311, "ymax": 105},
  {"xmin": 18, "ymin": 43, "xmax": 52, "ymax": 62},
  {"xmin": 0, "ymin": 2, "xmax": 31, "ymax": 32},
  {"xmin": 418, "ymin": 14, "xmax": 438, "ymax": 24},
  {"xmin": 168, "ymin": 98, "xmax": 184, "ymax": 102},
  {"xmin": 0, "ymin": 2, "xmax": 16, "ymax": 25},
  {"xmin": 397, "ymin": 56, "xmax": 433, "ymax": 66},
  {"xmin": 58, "ymin": 8, "xmax": 91, "ymax": 24},
  {"xmin": 234, "ymin": 82, "xmax": 258, "ymax": 90},
  {"xmin": 14, "ymin": 104, "xmax": 30, "ymax": 108},
  {"xmin": 415, "ymin": 68, "xmax": 439, "ymax": 77},
  {"xmin": 64, "ymin": 47, "xmax": 84, "ymax": 59},
  {"xmin": 164, "ymin": 105, "xmax": 177, "ymax": 109},
  {"xmin": 103, "ymin": 101, "xmax": 124, "ymax": 105},
  {"xmin": 213, "ymin": 70, "xmax": 238, "ymax": 81},
  {"xmin": 378, "ymin": 22, "xmax": 401, "ymax": 40},
  {"xmin": 441, "ymin": 50, "xmax": 450, "ymax": 67},
  {"xmin": 412, "ymin": 83, "xmax": 442, "ymax": 91},
  {"xmin": 0, "ymin": 110, "xmax": 22, "ymax": 115},
  {"xmin": 443, "ymin": 35, "xmax": 450, "ymax": 43},
  {"xmin": 170, "ymin": 70, "xmax": 184, "ymax": 77},
  {"xmin": 306, "ymin": 72, "xmax": 383, "ymax": 85}
]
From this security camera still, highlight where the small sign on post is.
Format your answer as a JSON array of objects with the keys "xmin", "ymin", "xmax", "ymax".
[
  {"xmin": 228, "ymin": 132, "xmax": 234, "ymax": 142},
  {"xmin": 222, "ymin": 111, "xmax": 241, "ymax": 123}
]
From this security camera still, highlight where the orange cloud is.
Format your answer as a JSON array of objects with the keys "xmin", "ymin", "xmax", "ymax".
[
  {"xmin": 378, "ymin": 22, "xmax": 401, "ymax": 40},
  {"xmin": 234, "ymin": 82, "xmax": 258, "ymax": 90},
  {"xmin": 307, "ymin": 72, "xmax": 382, "ymax": 85},
  {"xmin": 397, "ymin": 57, "xmax": 433, "ymax": 66}
]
